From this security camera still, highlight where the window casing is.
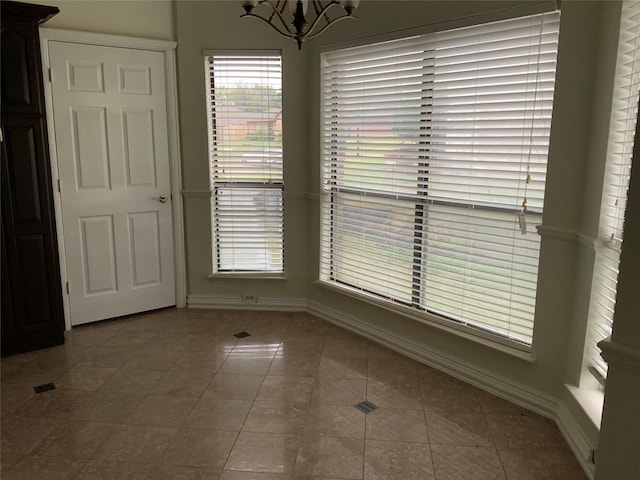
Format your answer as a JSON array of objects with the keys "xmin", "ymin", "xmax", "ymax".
[
  {"xmin": 320, "ymin": 11, "xmax": 560, "ymax": 347},
  {"xmin": 205, "ymin": 53, "xmax": 284, "ymax": 273}
]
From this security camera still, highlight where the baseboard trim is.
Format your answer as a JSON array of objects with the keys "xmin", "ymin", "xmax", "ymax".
[
  {"xmin": 186, "ymin": 294, "xmax": 307, "ymax": 311},
  {"xmin": 556, "ymin": 398, "xmax": 596, "ymax": 479},
  {"xmin": 186, "ymin": 293, "xmax": 593, "ymax": 478},
  {"xmin": 307, "ymin": 300, "xmax": 558, "ymax": 419}
]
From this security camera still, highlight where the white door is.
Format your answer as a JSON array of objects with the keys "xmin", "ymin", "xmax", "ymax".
[{"xmin": 48, "ymin": 42, "xmax": 175, "ymax": 326}]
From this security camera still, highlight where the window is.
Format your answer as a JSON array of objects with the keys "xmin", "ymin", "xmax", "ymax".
[
  {"xmin": 320, "ymin": 11, "xmax": 560, "ymax": 347},
  {"xmin": 205, "ymin": 52, "xmax": 284, "ymax": 273},
  {"xmin": 586, "ymin": 1, "xmax": 640, "ymax": 382}
]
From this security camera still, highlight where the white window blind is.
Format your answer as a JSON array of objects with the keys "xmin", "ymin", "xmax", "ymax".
[
  {"xmin": 320, "ymin": 11, "xmax": 560, "ymax": 346},
  {"xmin": 206, "ymin": 53, "xmax": 284, "ymax": 273},
  {"xmin": 587, "ymin": 1, "xmax": 640, "ymax": 382}
]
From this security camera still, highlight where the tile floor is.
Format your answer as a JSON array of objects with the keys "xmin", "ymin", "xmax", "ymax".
[{"xmin": 0, "ymin": 308, "xmax": 587, "ymax": 479}]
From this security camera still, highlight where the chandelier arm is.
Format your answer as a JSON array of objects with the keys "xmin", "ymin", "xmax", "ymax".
[
  {"xmin": 267, "ymin": 0, "xmax": 286, "ymax": 25},
  {"xmin": 301, "ymin": 1, "xmax": 349, "ymax": 38},
  {"xmin": 314, "ymin": 0, "xmax": 338, "ymax": 27},
  {"xmin": 304, "ymin": 13, "xmax": 357, "ymax": 40},
  {"xmin": 240, "ymin": 12, "xmax": 296, "ymax": 39},
  {"xmin": 254, "ymin": 0, "xmax": 297, "ymax": 36}
]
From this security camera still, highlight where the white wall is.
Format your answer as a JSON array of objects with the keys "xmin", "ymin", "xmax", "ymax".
[
  {"xmin": 175, "ymin": 1, "xmax": 311, "ymax": 305},
  {"xmin": 173, "ymin": 2, "xmax": 627, "ymax": 474},
  {"xmin": 35, "ymin": 1, "xmax": 635, "ymax": 475},
  {"xmin": 27, "ymin": 0, "xmax": 176, "ymax": 40}
]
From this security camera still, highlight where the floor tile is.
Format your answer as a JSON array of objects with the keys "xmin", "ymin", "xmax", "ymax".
[
  {"xmin": 498, "ymin": 447, "xmax": 587, "ymax": 479},
  {"xmin": 219, "ymin": 353, "xmax": 275, "ymax": 375},
  {"xmin": 277, "ymin": 337, "xmax": 326, "ymax": 356},
  {"xmin": 366, "ymin": 378, "xmax": 423, "ymax": 410},
  {"xmin": 294, "ymin": 435, "xmax": 364, "ymax": 479},
  {"xmin": 243, "ymin": 400, "xmax": 309, "ymax": 434},
  {"xmin": 420, "ymin": 375, "xmax": 482, "ymax": 413},
  {"xmin": 1, "ymin": 454, "xmax": 84, "ymax": 480},
  {"xmin": 185, "ymin": 393, "xmax": 252, "ymax": 431},
  {"xmin": 303, "ymin": 404, "xmax": 366, "ymax": 438},
  {"xmin": 268, "ymin": 355, "xmax": 321, "ymax": 377},
  {"xmin": 311, "ymin": 377, "xmax": 367, "ymax": 405},
  {"xmin": 0, "ymin": 415, "xmax": 62, "ymax": 455},
  {"xmin": 207, "ymin": 373, "xmax": 265, "ymax": 400},
  {"xmin": 150, "ymin": 465, "xmax": 222, "ymax": 479},
  {"xmin": 121, "ymin": 348, "xmax": 183, "ymax": 371},
  {"xmin": 0, "ymin": 382, "xmax": 36, "ymax": 414},
  {"xmin": 172, "ymin": 350, "xmax": 228, "ymax": 372},
  {"xmin": 77, "ymin": 346, "xmax": 139, "ymax": 368},
  {"xmin": 364, "ymin": 439, "xmax": 434, "ymax": 480},
  {"xmin": 2, "ymin": 363, "xmax": 67, "ymax": 388},
  {"xmin": 318, "ymin": 354, "xmax": 368, "ymax": 380},
  {"xmin": 476, "ymin": 390, "xmax": 532, "ymax": 416},
  {"xmin": 160, "ymin": 428, "xmax": 238, "ymax": 469},
  {"xmin": 365, "ymin": 408, "xmax": 428, "ymax": 443},
  {"xmin": 53, "ymin": 366, "xmax": 117, "ymax": 391},
  {"xmin": 92, "ymin": 424, "xmax": 177, "ymax": 463},
  {"xmin": 0, "ymin": 309, "xmax": 587, "ymax": 480},
  {"xmin": 125, "ymin": 395, "xmax": 199, "ymax": 427},
  {"xmin": 368, "ymin": 357, "xmax": 419, "ymax": 385},
  {"xmin": 485, "ymin": 413, "xmax": 566, "ymax": 449},
  {"xmin": 97, "ymin": 369, "xmax": 165, "ymax": 394},
  {"xmin": 0, "ymin": 450, "xmax": 25, "ymax": 474},
  {"xmin": 431, "ymin": 445, "xmax": 506, "ymax": 480},
  {"xmin": 13, "ymin": 388, "xmax": 83, "ymax": 419},
  {"xmin": 100, "ymin": 331, "xmax": 159, "ymax": 348},
  {"xmin": 69, "ymin": 391, "xmax": 143, "ymax": 422},
  {"xmin": 66, "ymin": 326, "xmax": 120, "ymax": 347},
  {"xmin": 219, "ymin": 471, "xmax": 287, "ymax": 480},
  {"xmin": 425, "ymin": 409, "xmax": 493, "ymax": 446},
  {"xmin": 225, "ymin": 431, "xmax": 300, "ymax": 475},
  {"xmin": 72, "ymin": 458, "xmax": 155, "ymax": 479},
  {"xmin": 31, "ymin": 420, "xmax": 116, "ymax": 460},
  {"xmin": 257, "ymin": 375, "xmax": 315, "ymax": 403},
  {"xmin": 233, "ymin": 341, "xmax": 281, "ymax": 356},
  {"xmin": 152, "ymin": 370, "xmax": 214, "ymax": 397},
  {"xmin": 324, "ymin": 340, "xmax": 369, "ymax": 359}
]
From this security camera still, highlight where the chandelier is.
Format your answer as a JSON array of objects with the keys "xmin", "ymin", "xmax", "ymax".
[{"xmin": 241, "ymin": 1, "xmax": 360, "ymax": 50}]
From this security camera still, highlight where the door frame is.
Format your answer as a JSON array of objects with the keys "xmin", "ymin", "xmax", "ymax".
[{"xmin": 39, "ymin": 29, "xmax": 186, "ymax": 330}]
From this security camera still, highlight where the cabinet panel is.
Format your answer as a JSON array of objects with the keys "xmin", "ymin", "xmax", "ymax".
[
  {"xmin": 1, "ymin": 1, "xmax": 63, "ymax": 357},
  {"xmin": 3, "ymin": 122, "xmax": 44, "ymax": 223}
]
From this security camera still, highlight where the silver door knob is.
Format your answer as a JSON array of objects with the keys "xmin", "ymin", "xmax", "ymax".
[{"xmin": 158, "ymin": 195, "xmax": 168, "ymax": 203}]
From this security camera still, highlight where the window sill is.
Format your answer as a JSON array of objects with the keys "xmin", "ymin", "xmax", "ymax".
[
  {"xmin": 565, "ymin": 380, "xmax": 603, "ymax": 431},
  {"xmin": 207, "ymin": 272, "xmax": 288, "ymax": 281},
  {"xmin": 314, "ymin": 279, "xmax": 534, "ymax": 363}
]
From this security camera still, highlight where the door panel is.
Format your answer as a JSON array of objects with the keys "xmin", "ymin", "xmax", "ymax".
[
  {"xmin": 122, "ymin": 109, "xmax": 157, "ymax": 187},
  {"xmin": 71, "ymin": 106, "xmax": 111, "ymax": 190},
  {"xmin": 79, "ymin": 215, "xmax": 118, "ymax": 294},
  {"xmin": 49, "ymin": 42, "xmax": 175, "ymax": 325}
]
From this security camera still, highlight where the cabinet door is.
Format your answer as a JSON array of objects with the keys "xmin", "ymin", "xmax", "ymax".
[
  {"xmin": 0, "ymin": 16, "xmax": 44, "ymax": 115},
  {"xmin": 1, "ymin": 4, "xmax": 65, "ymax": 357}
]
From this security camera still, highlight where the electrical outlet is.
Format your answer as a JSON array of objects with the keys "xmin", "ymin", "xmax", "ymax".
[{"xmin": 242, "ymin": 293, "xmax": 258, "ymax": 304}]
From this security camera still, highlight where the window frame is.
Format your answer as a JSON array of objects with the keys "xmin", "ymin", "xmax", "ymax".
[
  {"xmin": 204, "ymin": 50, "xmax": 285, "ymax": 276},
  {"xmin": 318, "ymin": 7, "xmax": 560, "ymax": 351}
]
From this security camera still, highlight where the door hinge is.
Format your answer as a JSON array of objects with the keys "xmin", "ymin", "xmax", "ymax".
[
  {"xmin": 57, "ymin": 178, "xmax": 61, "ymax": 192},
  {"xmin": 65, "ymin": 282, "xmax": 69, "ymax": 295},
  {"xmin": 48, "ymin": 68, "xmax": 52, "ymax": 83}
]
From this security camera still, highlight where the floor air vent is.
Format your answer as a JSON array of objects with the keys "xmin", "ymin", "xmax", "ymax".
[{"xmin": 354, "ymin": 400, "xmax": 378, "ymax": 413}]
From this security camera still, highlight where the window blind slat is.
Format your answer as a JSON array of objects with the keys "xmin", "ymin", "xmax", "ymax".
[
  {"xmin": 206, "ymin": 54, "xmax": 284, "ymax": 273},
  {"xmin": 586, "ymin": 1, "xmax": 640, "ymax": 381},
  {"xmin": 320, "ymin": 11, "xmax": 559, "ymax": 346}
]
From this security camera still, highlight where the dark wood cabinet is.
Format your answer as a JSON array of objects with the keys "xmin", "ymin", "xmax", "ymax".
[{"xmin": 1, "ymin": 1, "xmax": 65, "ymax": 356}]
